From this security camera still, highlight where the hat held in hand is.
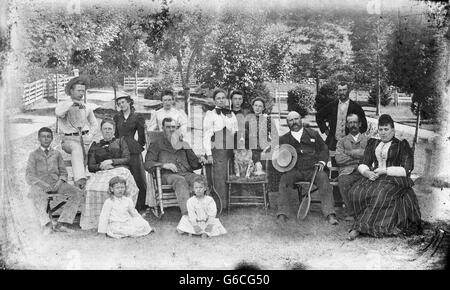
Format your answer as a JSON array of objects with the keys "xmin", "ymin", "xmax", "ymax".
[{"xmin": 272, "ymin": 144, "xmax": 297, "ymax": 172}]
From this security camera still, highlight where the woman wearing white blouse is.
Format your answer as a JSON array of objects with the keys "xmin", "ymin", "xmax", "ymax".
[
  {"xmin": 347, "ymin": 114, "xmax": 421, "ymax": 240},
  {"xmin": 203, "ymin": 89, "xmax": 238, "ymax": 209}
]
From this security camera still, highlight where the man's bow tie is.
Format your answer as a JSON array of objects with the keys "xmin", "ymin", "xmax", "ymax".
[{"xmin": 215, "ymin": 107, "xmax": 231, "ymax": 115}]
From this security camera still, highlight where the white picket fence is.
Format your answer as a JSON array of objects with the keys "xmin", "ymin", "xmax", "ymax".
[
  {"xmin": 123, "ymin": 77, "xmax": 161, "ymax": 90},
  {"xmin": 22, "ymin": 79, "xmax": 47, "ymax": 106},
  {"xmin": 22, "ymin": 74, "xmax": 72, "ymax": 108},
  {"xmin": 123, "ymin": 74, "xmax": 198, "ymax": 90}
]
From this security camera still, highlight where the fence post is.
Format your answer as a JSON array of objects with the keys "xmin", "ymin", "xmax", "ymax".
[
  {"xmin": 134, "ymin": 70, "xmax": 138, "ymax": 97},
  {"xmin": 55, "ymin": 74, "xmax": 59, "ymax": 133}
]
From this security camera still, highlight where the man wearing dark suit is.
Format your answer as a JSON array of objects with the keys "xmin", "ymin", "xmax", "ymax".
[
  {"xmin": 144, "ymin": 118, "xmax": 203, "ymax": 215},
  {"xmin": 316, "ymin": 83, "xmax": 367, "ymax": 151},
  {"xmin": 277, "ymin": 111, "xmax": 338, "ymax": 225}
]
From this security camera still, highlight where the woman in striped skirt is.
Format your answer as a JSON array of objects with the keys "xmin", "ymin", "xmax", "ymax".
[{"xmin": 347, "ymin": 114, "xmax": 422, "ymax": 240}]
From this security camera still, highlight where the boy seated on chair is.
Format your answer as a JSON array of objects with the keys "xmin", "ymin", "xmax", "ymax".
[{"xmin": 25, "ymin": 127, "xmax": 83, "ymax": 235}]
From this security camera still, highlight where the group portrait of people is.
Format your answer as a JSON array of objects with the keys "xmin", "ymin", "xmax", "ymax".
[{"xmin": 25, "ymin": 76, "xmax": 422, "ymax": 241}]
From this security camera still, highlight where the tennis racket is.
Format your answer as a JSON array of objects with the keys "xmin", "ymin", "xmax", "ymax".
[
  {"xmin": 205, "ymin": 163, "xmax": 223, "ymax": 216},
  {"xmin": 297, "ymin": 164, "xmax": 320, "ymax": 220}
]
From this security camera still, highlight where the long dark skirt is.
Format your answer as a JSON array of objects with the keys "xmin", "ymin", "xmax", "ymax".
[
  {"xmin": 208, "ymin": 148, "xmax": 231, "ymax": 209},
  {"xmin": 129, "ymin": 153, "xmax": 148, "ymax": 211},
  {"xmin": 348, "ymin": 175, "xmax": 422, "ymax": 237}
]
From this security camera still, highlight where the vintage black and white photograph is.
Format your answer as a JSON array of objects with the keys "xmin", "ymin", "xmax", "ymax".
[{"xmin": 0, "ymin": 0, "xmax": 449, "ymax": 270}]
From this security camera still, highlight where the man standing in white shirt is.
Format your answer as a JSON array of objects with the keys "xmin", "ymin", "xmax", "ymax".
[
  {"xmin": 335, "ymin": 113, "xmax": 368, "ymax": 221},
  {"xmin": 203, "ymin": 89, "xmax": 238, "ymax": 209},
  {"xmin": 55, "ymin": 76, "xmax": 98, "ymax": 189},
  {"xmin": 148, "ymin": 89, "xmax": 188, "ymax": 140}
]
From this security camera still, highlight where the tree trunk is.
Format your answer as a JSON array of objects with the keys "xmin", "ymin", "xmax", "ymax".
[
  {"xmin": 113, "ymin": 82, "xmax": 117, "ymax": 111},
  {"xmin": 134, "ymin": 70, "xmax": 138, "ymax": 98},
  {"xmin": 315, "ymin": 75, "xmax": 320, "ymax": 97},
  {"xmin": 412, "ymin": 102, "xmax": 421, "ymax": 152},
  {"xmin": 376, "ymin": 19, "xmax": 381, "ymax": 116}
]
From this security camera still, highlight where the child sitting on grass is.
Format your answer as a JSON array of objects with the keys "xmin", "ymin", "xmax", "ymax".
[
  {"xmin": 176, "ymin": 176, "xmax": 227, "ymax": 238},
  {"xmin": 98, "ymin": 176, "xmax": 153, "ymax": 238}
]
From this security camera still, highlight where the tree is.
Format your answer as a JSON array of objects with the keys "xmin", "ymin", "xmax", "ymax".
[
  {"xmin": 98, "ymin": 13, "xmax": 155, "ymax": 103},
  {"xmin": 140, "ymin": 1, "xmax": 215, "ymax": 114},
  {"xmin": 350, "ymin": 14, "xmax": 394, "ymax": 115},
  {"xmin": 287, "ymin": 86, "xmax": 315, "ymax": 117},
  {"xmin": 23, "ymin": 4, "xmax": 122, "ymax": 78},
  {"xmin": 386, "ymin": 2, "xmax": 446, "ymax": 121},
  {"xmin": 195, "ymin": 11, "xmax": 269, "ymax": 108},
  {"xmin": 262, "ymin": 23, "xmax": 294, "ymax": 83},
  {"xmin": 290, "ymin": 20, "xmax": 354, "ymax": 97}
]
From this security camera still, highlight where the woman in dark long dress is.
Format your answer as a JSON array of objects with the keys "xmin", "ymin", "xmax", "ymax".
[
  {"xmin": 347, "ymin": 114, "xmax": 422, "ymax": 240},
  {"xmin": 113, "ymin": 95, "xmax": 148, "ymax": 212}
]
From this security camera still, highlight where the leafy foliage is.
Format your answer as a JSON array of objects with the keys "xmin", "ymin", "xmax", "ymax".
[
  {"xmin": 287, "ymin": 86, "xmax": 315, "ymax": 117},
  {"xmin": 385, "ymin": 2, "xmax": 447, "ymax": 120},
  {"xmin": 315, "ymin": 81, "xmax": 338, "ymax": 112},
  {"xmin": 368, "ymin": 83, "xmax": 392, "ymax": 106},
  {"xmin": 143, "ymin": 79, "xmax": 174, "ymax": 100}
]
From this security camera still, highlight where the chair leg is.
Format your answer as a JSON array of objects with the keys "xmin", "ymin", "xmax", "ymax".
[
  {"xmin": 262, "ymin": 183, "xmax": 268, "ymax": 215},
  {"xmin": 227, "ymin": 183, "xmax": 232, "ymax": 215}
]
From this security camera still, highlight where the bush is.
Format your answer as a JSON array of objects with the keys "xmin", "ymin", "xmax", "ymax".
[
  {"xmin": 315, "ymin": 81, "xmax": 338, "ymax": 112},
  {"xmin": 368, "ymin": 84, "xmax": 392, "ymax": 106},
  {"xmin": 144, "ymin": 81, "xmax": 174, "ymax": 100},
  {"xmin": 287, "ymin": 86, "xmax": 315, "ymax": 117}
]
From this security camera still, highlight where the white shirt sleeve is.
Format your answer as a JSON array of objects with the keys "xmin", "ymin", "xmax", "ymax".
[
  {"xmin": 55, "ymin": 101, "xmax": 73, "ymax": 118},
  {"xmin": 87, "ymin": 106, "xmax": 98, "ymax": 136},
  {"xmin": 203, "ymin": 111, "xmax": 214, "ymax": 156},
  {"xmin": 127, "ymin": 197, "xmax": 140, "ymax": 217},
  {"xmin": 187, "ymin": 198, "xmax": 198, "ymax": 226},
  {"xmin": 147, "ymin": 110, "xmax": 158, "ymax": 131},
  {"xmin": 177, "ymin": 110, "xmax": 188, "ymax": 137},
  {"xmin": 358, "ymin": 164, "xmax": 370, "ymax": 175},
  {"xmin": 386, "ymin": 166, "xmax": 407, "ymax": 177},
  {"xmin": 98, "ymin": 198, "xmax": 112, "ymax": 233},
  {"xmin": 206, "ymin": 196, "xmax": 217, "ymax": 220}
]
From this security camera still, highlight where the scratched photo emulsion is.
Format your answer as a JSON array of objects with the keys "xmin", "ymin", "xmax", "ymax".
[{"xmin": 0, "ymin": 0, "xmax": 449, "ymax": 270}]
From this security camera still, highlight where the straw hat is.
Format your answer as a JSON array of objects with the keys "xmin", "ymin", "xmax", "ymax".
[
  {"xmin": 64, "ymin": 75, "xmax": 90, "ymax": 96},
  {"xmin": 272, "ymin": 144, "xmax": 297, "ymax": 172}
]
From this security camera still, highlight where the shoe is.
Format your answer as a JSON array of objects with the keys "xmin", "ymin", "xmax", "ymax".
[
  {"xmin": 277, "ymin": 214, "xmax": 288, "ymax": 223},
  {"xmin": 347, "ymin": 230, "xmax": 359, "ymax": 241},
  {"xmin": 326, "ymin": 214, "xmax": 339, "ymax": 225},
  {"xmin": 54, "ymin": 224, "xmax": 75, "ymax": 233}
]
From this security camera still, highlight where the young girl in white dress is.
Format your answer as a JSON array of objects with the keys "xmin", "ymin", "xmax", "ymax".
[
  {"xmin": 176, "ymin": 176, "xmax": 227, "ymax": 238},
  {"xmin": 98, "ymin": 176, "xmax": 153, "ymax": 238}
]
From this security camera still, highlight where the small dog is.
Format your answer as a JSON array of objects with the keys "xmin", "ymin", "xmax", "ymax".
[{"xmin": 233, "ymin": 149, "xmax": 254, "ymax": 178}]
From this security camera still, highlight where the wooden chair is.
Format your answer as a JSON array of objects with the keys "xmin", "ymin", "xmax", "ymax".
[
  {"xmin": 295, "ymin": 151, "xmax": 344, "ymax": 208},
  {"xmin": 226, "ymin": 150, "xmax": 270, "ymax": 214},
  {"xmin": 145, "ymin": 130, "xmax": 210, "ymax": 219},
  {"xmin": 46, "ymin": 159, "xmax": 74, "ymax": 228}
]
